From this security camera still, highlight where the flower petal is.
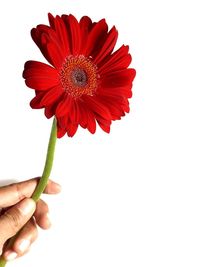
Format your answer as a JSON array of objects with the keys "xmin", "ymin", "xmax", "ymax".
[
  {"xmin": 98, "ymin": 122, "xmax": 111, "ymax": 133},
  {"xmin": 31, "ymin": 28, "xmax": 54, "ymax": 67},
  {"xmin": 46, "ymin": 42, "xmax": 64, "ymax": 69},
  {"xmin": 99, "ymin": 85, "xmax": 132, "ymax": 98},
  {"xmin": 78, "ymin": 101, "xmax": 96, "ymax": 133},
  {"xmin": 84, "ymin": 19, "xmax": 108, "ymax": 57},
  {"xmin": 40, "ymin": 85, "xmax": 63, "ymax": 106},
  {"xmin": 98, "ymin": 96, "xmax": 126, "ymax": 119},
  {"xmin": 82, "ymin": 96, "xmax": 112, "ymax": 120},
  {"xmin": 95, "ymin": 114, "xmax": 111, "ymax": 133},
  {"xmin": 94, "ymin": 26, "xmax": 118, "ymax": 64},
  {"xmin": 48, "ymin": 13, "xmax": 71, "ymax": 56},
  {"xmin": 78, "ymin": 102, "xmax": 88, "ymax": 129},
  {"xmin": 101, "ymin": 69, "xmax": 136, "ymax": 88},
  {"xmin": 99, "ymin": 45, "xmax": 132, "ymax": 74},
  {"xmin": 23, "ymin": 61, "xmax": 59, "ymax": 90},
  {"xmin": 57, "ymin": 125, "xmax": 67, "ymax": 138},
  {"xmin": 25, "ymin": 77, "xmax": 59, "ymax": 91},
  {"xmin": 44, "ymin": 101, "xmax": 59, "ymax": 119},
  {"xmin": 30, "ymin": 92, "xmax": 45, "ymax": 109},
  {"xmin": 23, "ymin": 60, "xmax": 58, "ymax": 78},
  {"xmin": 31, "ymin": 27, "xmax": 65, "ymax": 69},
  {"xmin": 79, "ymin": 16, "xmax": 93, "ymax": 53},
  {"xmin": 67, "ymin": 122, "xmax": 78, "ymax": 137},
  {"xmin": 57, "ymin": 116, "xmax": 78, "ymax": 137},
  {"xmin": 55, "ymin": 94, "xmax": 73, "ymax": 117},
  {"xmin": 68, "ymin": 15, "xmax": 81, "ymax": 55},
  {"xmin": 62, "ymin": 14, "xmax": 81, "ymax": 56},
  {"xmin": 87, "ymin": 110, "xmax": 96, "ymax": 134}
]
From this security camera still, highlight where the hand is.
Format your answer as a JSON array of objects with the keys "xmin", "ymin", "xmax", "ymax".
[{"xmin": 0, "ymin": 178, "xmax": 61, "ymax": 261}]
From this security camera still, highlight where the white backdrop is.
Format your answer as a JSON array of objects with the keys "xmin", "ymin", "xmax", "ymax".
[{"xmin": 0, "ymin": 0, "xmax": 200, "ymax": 266}]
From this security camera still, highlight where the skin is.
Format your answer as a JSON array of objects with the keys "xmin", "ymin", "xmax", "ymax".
[{"xmin": 0, "ymin": 178, "xmax": 61, "ymax": 261}]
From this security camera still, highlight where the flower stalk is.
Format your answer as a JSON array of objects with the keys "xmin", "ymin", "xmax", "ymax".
[
  {"xmin": 0, "ymin": 117, "xmax": 57, "ymax": 267},
  {"xmin": 32, "ymin": 117, "xmax": 57, "ymax": 201}
]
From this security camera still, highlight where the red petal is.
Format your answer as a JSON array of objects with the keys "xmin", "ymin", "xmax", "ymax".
[
  {"xmin": 101, "ymin": 69, "xmax": 136, "ymax": 88},
  {"xmin": 23, "ymin": 60, "xmax": 58, "ymax": 79},
  {"xmin": 79, "ymin": 16, "xmax": 93, "ymax": 53},
  {"xmin": 55, "ymin": 94, "xmax": 73, "ymax": 117},
  {"xmin": 121, "ymin": 98, "xmax": 130, "ymax": 113},
  {"xmin": 57, "ymin": 125, "xmax": 67, "ymax": 138},
  {"xmin": 44, "ymin": 100, "xmax": 59, "ymax": 118},
  {"xmin": 30, "ymin": 92, "xmax": 45, "ymax": 109},
  {"xmin": 98, "ymin": 93, "xmax": 130, "ymax": 114},
  {"xmin": 25, "ymin": 77, "xmax": 59, "ymax": 91},
  {"xmin": 83, "ymin": 96, "xmax": 112, "ymax": 120},
  {"xmin": 99, "ymin": 45, "xmax": 132, "ymax": 74},
  {"xmin": 57, "ymin": 116, "xmax": 78, "ymax": 137},
  {"xmin": 68, "ymin": 100, "xmax": 76, "ymax": 123},
  {"xmin": 68, "ymin": 15, "xmax": 81, "ymax": 55},
  {"xmin": 87, "ymin": 110, "xmax": 96, "ymax": 134},
  {"xmin": 78, "ymin": 102, "xmax": 88, "ymax": 128},
  {"xmin": 79, "ymin": 101, "xmax": 96, "ymax": 133},
  {"xmin": 54, "ymin": 16, "xmax": 71, "ymax": 56},
  {"xmin": 37, "ymin": 24, "xmax": 54, "ymax": 38},
  {"xmin": 84, "ymin": 19, "xmax": 108, "ymax": 57},
  {"xmin": 40, "ymin": 85, "xmax": 63, "ymax": 106},
  {"xmin": 31, "ymin": 28, "xmax": 54, "ymax": 66},
  {"xmin": 23, "ymin": 61, "xmax": 59, "ymax": 90},
  {"xmin": 48, "ymin": 13, "xmax": 56, "ymax": 28},
  {"xmin": 73, "ymin": 101, "xmax": 80, "ymax": 124},
  {"xmin": 45, "ymin": 107, "xmax": 54, "ymax": 118},
  {"xmin": 99, "ymin": 85, "xmax": 132, "ymax": 98},
  {"xmin": 98, "ymin": 96, "xmax": 126, "ymax": 119},
  {"xmin": 67, "ymin": 122, "xmax": 78, "ymax": 137},
  {"xmin": 98, "ymin": 122, "xmax": 110, "ymax": 133},
  {"xmin": 36, "ymin": 24, "xmax": 66, "ymax": 57},
  {"xmin": 47, "ymin": 14, "xmax": 70, "ymax": 56},
  {"xmin": 46, "ymin": 42, "xmax": 64, "ymax": 69},
  {"xmin": 62, "ymin": 14, "xmax": 81, "ymax": 56},
  {"xmin": 94, "ymin": 26, "xmax": 118, "ymax": 64},
  {"xmin": 95, "ymin": 114, "xmax": 111, "ymax": 133},
  {"xmin": 31, "ymin": 27, "xmax": 65, "ymax": 69}
]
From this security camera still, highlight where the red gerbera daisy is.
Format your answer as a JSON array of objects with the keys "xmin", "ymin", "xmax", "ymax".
[{"xmin": 23, "ymin": 13, "xmax": 136, "ymax": 138}]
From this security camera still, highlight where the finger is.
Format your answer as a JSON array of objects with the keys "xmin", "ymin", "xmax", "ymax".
[
  {"xmin": 3, "ymin": 218, "xmax": 38, "ymax": 260},
  {"xmin": 34, "ymin": 199, "xmax": 51, "ymax": 229},
  {"xmin": 0, "ymin": 199, "xmax": 36, "ymax": 247},
  {"xmin": 13, "ymin": 218, "xmax": 38, "ymax": 255},
  {"xmin": 3, "ymin": 248, "xmax": 29, "ymax": 261},
  {"xmin": 0, "ymin": 179, "xmax": 37, "ymax": 208},
  {"xmin": 0, "ymin": 178, "xmax": 61, "ymax": 208},
  {"xmin": 43, "ymin": 180, "xmax": 61, "ymax": 195}
]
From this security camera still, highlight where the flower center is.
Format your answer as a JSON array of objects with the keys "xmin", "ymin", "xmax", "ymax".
[
  {"xmin": 71, "ymin": 68, "xmax": 87, "ymax": 87},
  {"xmin": 60, "ymin": 55, "xmax": 99, "ymax": 98}
]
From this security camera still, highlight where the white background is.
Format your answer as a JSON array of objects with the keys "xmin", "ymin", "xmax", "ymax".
[{"xmin": 0, "ymin": 0, "xmax": 200, "ymax": 266}]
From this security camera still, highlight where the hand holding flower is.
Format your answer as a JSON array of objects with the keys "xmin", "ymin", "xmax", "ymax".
[{"xmin": 0, "ymin": 178, "xmax": 61, "ymax": 261}]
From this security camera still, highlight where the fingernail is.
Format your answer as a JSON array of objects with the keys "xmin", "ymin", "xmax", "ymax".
[
  {"xmin": 18, "ymin": 240, "xmax": 30, "ymax": 253},
  {"xmin": 54, "ymin": 183, "xmax": 61, "ymax": 192},
  {"xmin": 17, "ymin": 198, "xmax": 35, "ymax": 215},
  {"xmin": 45, "ymin": 213, "xmax": 51, "ymax": 227},
  {"xmin": 5, "ymin": 251, "xmax": 17, "ymax": 261}
]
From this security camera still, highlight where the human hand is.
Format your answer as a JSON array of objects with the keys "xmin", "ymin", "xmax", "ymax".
[{"xmin": 0, "ymin": 178, "xmax": 61, "ymax": 261}]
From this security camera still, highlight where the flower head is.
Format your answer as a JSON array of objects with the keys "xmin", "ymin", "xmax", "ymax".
[{"xmin": 23, "ymin": 13, "xmax": 136, "ymax": 138}]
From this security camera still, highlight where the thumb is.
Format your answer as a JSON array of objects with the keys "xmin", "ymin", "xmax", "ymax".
[{"xmin": 0, "ymin": 198, "xmax": 36, "ymax": 247}]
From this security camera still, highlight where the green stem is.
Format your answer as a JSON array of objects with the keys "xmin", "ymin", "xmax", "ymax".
[
  {"xmin": 32, "ymin": 117, "xmax": 57, "ymax": 201},
  {"xmin": 0, "ymin": 117, "xmax": 57, "ymax": 267}
]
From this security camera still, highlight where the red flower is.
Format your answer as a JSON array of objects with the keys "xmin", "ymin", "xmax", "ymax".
[{"xmin": 23, "ymin": 13, "xmax": 136, "ymax": 138}]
